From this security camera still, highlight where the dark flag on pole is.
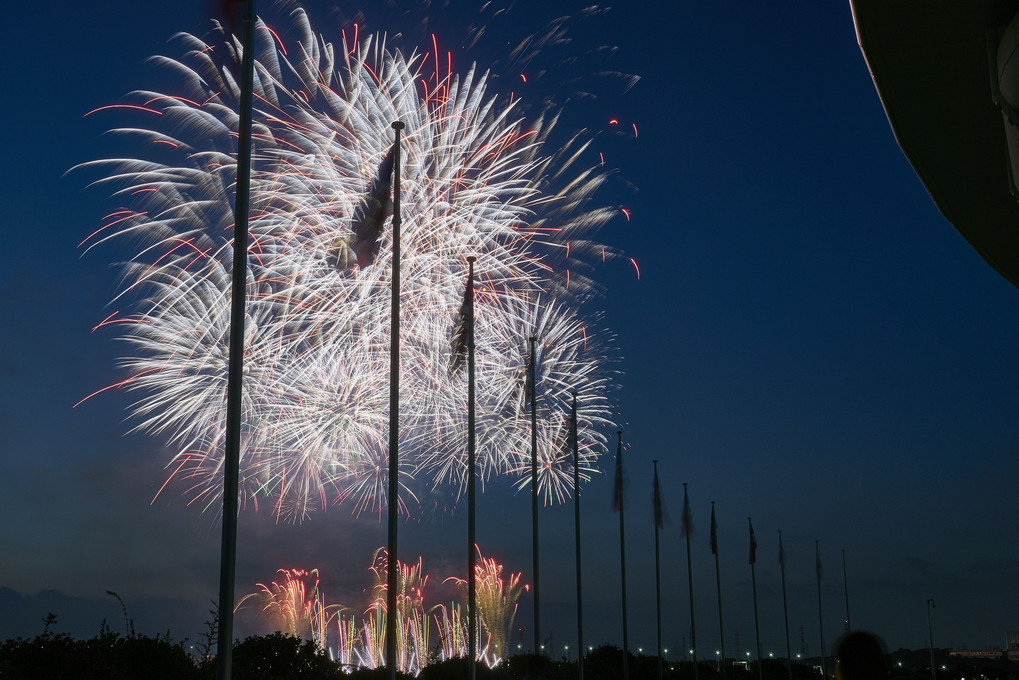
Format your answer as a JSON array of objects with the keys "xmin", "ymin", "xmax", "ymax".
[
  {"xmin": 345, "ymin": 148, "xmax": 396, "ymax": 269},
  {"xmin": 448, "ymin": 276, "xmax": 473, "ymax": 376},
  {"xmin": 710, "ymin": 503, "xmax": 718, "ymax": 555},
  {"xmin": 816, "ymin": 542, "xmax": 823, "ymax": 582},
  {"xmin": 652, "ymin": 465, "xmax": 664, "ymax": 529},
  {"xmin": 217, "ymin": 0, "xmax": 246, "ymax": 38},
  {"xmin": 779, "ymin": 531, "xmax": 787, "ymax": 570},
  {"xmin": 749, "ymin": 518, "xmax": 758, "ymax": 564},
  {"xmin": 612, "ymin": 442, "xmax": 624, "ymax": 512},
  {"xmin": 680, "ymin": 484, "xmax": 693, "ymax": 538},
  {"xmin": 522, "ymin": 345, "xmax": 536, "ymax": 412}
]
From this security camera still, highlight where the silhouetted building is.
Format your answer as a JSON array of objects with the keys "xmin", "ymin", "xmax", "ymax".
[{"xmin": 850, "ymin": 0, "xmax": 1019, "ymax": 288}]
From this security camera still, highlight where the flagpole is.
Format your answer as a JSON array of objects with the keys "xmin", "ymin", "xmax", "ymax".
[
  {"xmin": 653, "ymin": 461, "xmax": 663, "ymax": 680},
  {"xmin": 779, "ymin": 531, "xmax": 792, "ymax": 680},
  {"xmin": 385, "ymin": 120, "xmax": 405, "ymax": 680},
  {"xmin": 842, "ymin": 549, "xmax": 850, "ymax": 634},
  {"xmin": 816, "ymin": 541, "xmax": 826, "ymax": 680},
  {"xmin": 529, "ymin": 336, "xmax": 541, "ymax": 654},
  {"xmin": 215, "ymin": 1, "xmax": 255, "ymax": 678},
  {"xmin": 683, "ymin": 483, "xmax": 698, "ymax": 680},
  {"xmin": 711, "ymin": 502, "xmax": 727, "ymax": 680},
  {"xmin": 466, "ymin": 256, "xmax": 477, "ymax": 680},
  {"xmin": 615, "ymin": 430, "xmax": 629, "ymax": 680},
  {"xmin": 571, "ymin": 393, "xmax": 584, "ymax": 680},
  {"xmin": 749, "ymin": 518, "xmax": 762, "ymax": 680}
]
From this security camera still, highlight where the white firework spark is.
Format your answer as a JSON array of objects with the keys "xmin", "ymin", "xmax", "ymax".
[{"xmin": 77, "ymin": 7, "xmax": 619, "ymax": 520}]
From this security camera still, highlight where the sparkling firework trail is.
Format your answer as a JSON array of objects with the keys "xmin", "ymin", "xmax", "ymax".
[{"xmin": 77, "ymin": 7, "xmax": 620, "ymax": 519}]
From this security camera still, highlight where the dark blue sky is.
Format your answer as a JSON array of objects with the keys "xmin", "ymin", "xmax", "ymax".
[{"xmin": 2, "ymin": 0, "xmax": 1018, "ymax": 660}]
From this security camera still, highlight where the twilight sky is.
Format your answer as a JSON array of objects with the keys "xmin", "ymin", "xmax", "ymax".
[{"xmin": 2, "ymin": 0, "xmax": 1018, "ymax": 660}]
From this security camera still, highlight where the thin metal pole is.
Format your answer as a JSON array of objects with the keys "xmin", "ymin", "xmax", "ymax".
[
  {"xmin": 816, "ymin": 541, "xmax": 826, "ymax": 679},
  {"xmin": 617, "ymin": 431, "xmax": 629, "ymax": 680},
  {"xmin": 215, "ymin": 2, "xmax": 255, "ymax": 678},
  {"xmin": 711, "ymin": 502, "xmax": 727, "ymax": 680},
  {"xmin": 750, "ymin": 519, "xmax": 762, "ymax": 680},
  {"xmin": 529, "ymin": 336, "xmax": 540, "ymax": 654},
  {"xmin": 467, "ymin": 257, "xmax": 477, "ymax": 680},
  {"xmin": 779, "ymin": 531, "xmax": 792, "ymax": 680},
  {"xmin": 684, "ymin": 484, "xmax": 697, "ymax": 680},
  {"xmin": 927, "ymin": 599, "xmax": 937, "ymax": 680},
  {"xmin": 385, "ymin": 120, "xmax": 404, "ymax": 680},
  {"xmin": 653, "ymin": 461, "xmax": 663, "ymax": 680},
  {"xmin": 842, "ymin": 549, "xmax": 851, "ymax": 634},
  {"xmin": 571, "ymin": 393, "xmax": 584, "ymax": 680}
]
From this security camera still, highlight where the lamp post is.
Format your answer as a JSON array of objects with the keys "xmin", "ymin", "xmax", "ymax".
[{"xmin": 926, "ymin": 599, "xmax": 936, "ymax": 680}]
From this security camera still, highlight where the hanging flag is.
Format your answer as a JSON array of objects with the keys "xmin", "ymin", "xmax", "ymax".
[
  {"xmin": 347, "ymin": 147, "xmax": 396, "ymax": 268},
  {"xmin": 652, "ymin": 464, "xmax": 664, "ymax": 529},
  {"xmin": 680, "ymin": 483, "xmax": 693, "ymax": 538},
  {"xmin": 216, "ymin": 0, "xmax": 246, "ymax": 38},
  {"xmin": 710, "ymin": 502, "xmax": 718, "ymax": 555},
  {"xmin": 611, "ymin": 436, "xmax": 623, "ymax": 512},
  {"xmin": 448, "ymin": 274, "xmax": 473, "ymax": 376},
  {"xmin": 748, "ymin": 518, "xmax": 757, "ymax": 565},
  {"xmin": 778, "ymin": 531, "xmax": 787, "ymax": 570},
  {"xmin": 815, "ymin": 542, "xmax": 823, "ymax": 582},
  {"xmin": 522, "ymin": 340, "xmax": 537, "ymax": 413},
  {"xmin": 565, "ymin": 403, "xmax": 577, "ymax": 457}
]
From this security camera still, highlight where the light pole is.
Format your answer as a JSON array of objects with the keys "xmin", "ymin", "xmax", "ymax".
[{"xmin": 926, "ymin": 599, "xmax": 936, "ymax": 680}]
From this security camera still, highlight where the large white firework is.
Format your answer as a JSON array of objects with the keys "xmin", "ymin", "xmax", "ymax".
[{"xmin": 79, "ymin": 8, "xmax": 619, "ymax": 520}]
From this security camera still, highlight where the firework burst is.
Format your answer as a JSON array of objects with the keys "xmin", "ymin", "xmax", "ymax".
[
  {"xmin": 237, "ymin": 568, "xmax": 341, "ymax": 649},
  {"xmin": 77, "ymin": 7, "xmax": 619, "ymax": 519}
]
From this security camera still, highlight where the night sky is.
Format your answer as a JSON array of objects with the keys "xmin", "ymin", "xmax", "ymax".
[{"xmin": 2, "ymin": 0, "xmax": 1018, "ymax": 661}]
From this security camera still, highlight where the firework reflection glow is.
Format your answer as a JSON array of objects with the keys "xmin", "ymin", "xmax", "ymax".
[{"xmin": 78, "ymin": 8, "xmax": 619, "ymax": 519}]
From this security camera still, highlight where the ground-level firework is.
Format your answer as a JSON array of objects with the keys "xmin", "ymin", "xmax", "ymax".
[
  {"xmin": 78, "ymin": 7, "xmax": 620, "ymax": 519},
  {"xmin": 238, "ymin": 548, "xmax": 524, "ymax": 673}
]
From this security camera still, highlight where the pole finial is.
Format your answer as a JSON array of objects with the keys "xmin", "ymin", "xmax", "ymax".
[
  {"xmin": 467, "ymin": 255, "xmax": 477, "ymax": 263},
  {"xmin": 391, "ymin": 121, "xmax": 405, "ymax": 130}
]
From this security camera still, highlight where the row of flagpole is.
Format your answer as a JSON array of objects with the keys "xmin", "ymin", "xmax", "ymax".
[
  {"xmin": 645, "ymin": 487, "xmax": 848, "ymax": 680},
  {"xmin": 210, "ymin": 17, "xmax": 855, "ymax": 675}
]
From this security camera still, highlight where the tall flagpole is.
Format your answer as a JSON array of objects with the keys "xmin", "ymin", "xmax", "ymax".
[
  {"xmin": 682, "ymin": 483, "xmax": 698, "ymax": 680},
  {"xmin": 466, "ymin": 257, "xmax": 477, "ymax": 680},
  {"xmin": 571, "ymin": 393, "xmax": 584, "ymax": 680},
  {"xmin": 749, "ymin": 518, "xmax": 762, "ymax": 680},
  {"xmin": 215, "ymin": 2, "xmax": 256, "ymax": 678},
  {"xmin": 842, "ymin": 549, "xmax": 851, "ymax": 634},
  {"xmin": 529, "ymin": 336, "xmax": 541, "ymax": 654},
  {"xmin": 711, "ymin": 502, "xmax": 726, "ymax": 680},
  {"xmin": 615, "ymin": 430, "xmax": 629, "ymax": 680},
  {"xmin": 779, "ymin": 531, "xmax": 792, "ymax": 680},
  {"xmin": 385, "ymin": 120, "xmax": 405, "ymax": 680},
  {"xmin": 816, "ymin": 541, "xmax": 826, "ymax": 679},
  {"xmin": 653, "ymin": 461, "xmax": 664, "ymax": 680}
]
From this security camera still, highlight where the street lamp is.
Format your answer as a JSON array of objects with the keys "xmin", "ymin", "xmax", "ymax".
[{"xmin": 927, "ymin": 599, "xmax": 937, "ymax": 680}]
